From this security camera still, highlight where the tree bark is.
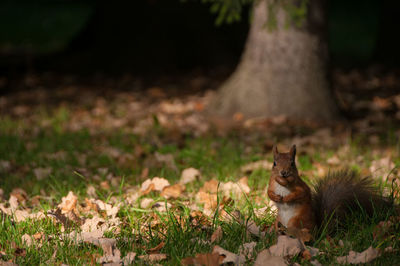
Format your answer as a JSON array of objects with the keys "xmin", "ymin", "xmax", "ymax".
[{"xmin": 209, "ymin": 0, "xmax": 339, "ymax": 121}]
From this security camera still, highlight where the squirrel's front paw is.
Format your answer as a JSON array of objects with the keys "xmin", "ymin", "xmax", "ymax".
[{"xmin": 269, "ymin": 193, "xmax": 283, "ymax": 202}]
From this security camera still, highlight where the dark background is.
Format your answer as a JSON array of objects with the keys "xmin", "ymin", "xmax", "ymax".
[{"xmin": 1, "ymin": 0, "xmax": 399, "ymax": 82}]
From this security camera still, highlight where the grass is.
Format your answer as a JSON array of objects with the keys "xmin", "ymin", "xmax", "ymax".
[{"xmin": 1, "ymin": 105, "xmax": 400, "ymax": 265}]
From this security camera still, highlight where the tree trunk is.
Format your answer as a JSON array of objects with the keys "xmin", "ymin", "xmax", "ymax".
[{"xmin": 209, "ymin": 0, "xmax": 339, "ymax": 121}]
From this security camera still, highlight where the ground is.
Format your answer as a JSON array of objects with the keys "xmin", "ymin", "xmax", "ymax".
[{"xmin": 0, "ymin": 68, "xmax": 400, "ymax": 265}]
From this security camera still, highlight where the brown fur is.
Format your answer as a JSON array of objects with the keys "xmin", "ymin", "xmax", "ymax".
[
  {"xmin": 268, "ymin": 145, "xmax": 315, "ymax": 231},
  {"xmin": 268, "ymin": 145, "xmax": 391, "ymax": 233}
]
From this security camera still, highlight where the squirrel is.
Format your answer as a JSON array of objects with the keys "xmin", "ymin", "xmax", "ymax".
[{"xmin": 267, "ymin": 145, "xmax": 390, "ymax": 233}]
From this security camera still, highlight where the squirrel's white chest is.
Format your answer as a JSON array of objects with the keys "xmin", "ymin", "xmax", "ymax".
[
  {"xmin": 274, "ymin": 183, "xmax": 291, "ymax": 197},
  {"xmin": 274, "ymin": 183, "xmax": 296, "ymax": 227}
]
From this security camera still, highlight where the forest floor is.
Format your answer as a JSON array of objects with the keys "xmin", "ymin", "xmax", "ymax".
[{"xmin": 0, "ymin": 67, "xmax": 400, "ymax": 265}]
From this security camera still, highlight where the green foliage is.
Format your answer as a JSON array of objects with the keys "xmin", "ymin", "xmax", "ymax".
[
  {"xmin": 201, "ymin": 0, "xmax": 253, "ymax": 26},
  {"xmin": 201, "ymin": 0, "xmax": 309, "ymax": 29}
]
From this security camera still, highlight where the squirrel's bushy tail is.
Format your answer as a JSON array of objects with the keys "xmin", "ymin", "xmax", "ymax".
[{"xmin": 312, "ymin": 169, "xmax": 390, "ymax": 232}]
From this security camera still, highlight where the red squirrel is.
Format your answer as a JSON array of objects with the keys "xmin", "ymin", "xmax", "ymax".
[{"xmin": 268, "ymin": 145, "xmax": 389, "ymax": 232}]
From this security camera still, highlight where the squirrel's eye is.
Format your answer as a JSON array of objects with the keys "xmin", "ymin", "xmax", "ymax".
[{"xmin": 273, "ymin": 161, "xmax": 276, "ymax": 167}]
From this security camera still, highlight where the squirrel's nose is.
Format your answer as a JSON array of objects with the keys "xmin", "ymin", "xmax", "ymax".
[{"xmin": 280, "ymin": 170, "xmax": 289, "ymax": 177}]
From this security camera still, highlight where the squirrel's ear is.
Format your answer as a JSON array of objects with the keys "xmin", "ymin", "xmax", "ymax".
[
  {"xmin": 290, "ymin": 145, "xmax": 296, "ymax": 158},
  {"xmin": 273, "ymin": 145, "xmax": 279, "ymax": 158}
]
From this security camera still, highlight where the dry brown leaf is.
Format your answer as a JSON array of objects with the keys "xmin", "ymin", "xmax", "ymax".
[
  {"xmin": 138, "ymin": 253, "xmax": 167, "ymax": 262},
  {"xmin": 10, "ymin": 188, "xmax": 27, "ymax": 205},
  {"xmin": 84, "ymin": 198, "xmax": 99, "ymax": 212},
  {"xmin": 369, "ymin": 157, "xmax": 395, "ymax": 181},
  {"xmin": 32, "ymin": 232, "xmax": 44, "ymax": 241},
  {"xmin": 373, "ymin": 220, "xmax": 393, "ymax": 240},
  {"xmin": 245, "ymin": 221, "xmax": 265, "ymax": 237},
  {"xmin": 9, "ymin": 195, "xmax": 19, "ymax": 210},
  {"xmin": 33, "ymin": 167, "xmax": 52, "ymax": 180},
  {"xmin": 58, "ymin": 191, "xmax": 78, "ymax": 214},
  {"xmin": 21, "ymin": 234, "xmax": 33, "ymax": 247},
  {"xmin": 336, "ymin": 246, "xmax": 380, "ymax": 264},
  {"xmin": 154, "ymin": 152, "xmax": 178, "ymax": 172},
  {"xmin": 140, "ymin": 198, "xmax": 154, "ymax": 209},
  {"xmin": 95, "ymin": 199, "xmax": 119, "ymax": 218},
  {"xmin": 327, "ymin": 156, "xmax": 340, "ymax": 165},
  {"xmin": 310, "ymin": 260, "xmax": 322, "ymax": 266},
  {"xmin": 152, "ymin": 202, "xmax": 171, "ymax": 212},
  {"xmin": 141, "ymin": 177, "xmax": 170, "ymax": 194},
  {"xmin": 47, "ymin": 208, "xmax": 79, "ymax": 229},
  {"xmin": 141, "ymin": 183, "xmax": 155, "ymax": 195},
  {"xmin": 211, "ymin": 226, "xmax": 223, "ymax": 243},
  {"xmin": 200, "ymin": 180, "xmax": 220, "ymax": 194},
  {"xmin": 212, "ymin": 245, "xmax": 245, "ymax": 265},
  {"xmin": 161, "ymin": 184, "xmax": 184, "ymax": 199},
  {"xmin": 122, "ymin": 252, "xmax": 136, "ymax": 264},
  {"xmin": 372, "ymin": 96, "xmax": 391, "ymax": 110},
  {"xmin": 86, "ymin": 185, "xmax": 97, "ymax": 198},
  {"xmin": 240, "ymin": 242, "xmax": 257, "ymax": 258},
  {"xmin": 100, "ymin": 180, "xmax": 110, "ymax": 190},
  {"xmin": 195, "ymin": 191, "xmax": 218, "ymax": 212},
  {"xmin": 302, "ymin": 249, "xmax": 312, "ymax": 260},
  {"xmin": 147, "ymin": 242, "xmax": 165, "ymax": 254},
  {"xmin": 221, "ymin": 178, "xmax": 251, "ymax": 198},
  {"xmin": 180, "ymin": 168, "xmax": 201, "ymax": 184},
  {"xmin": 181, "ymin": 252, "xmax": 223, "ymax": 266},
  {"xmin": 14, "ymin": 247, "xmax": 26, "ymax": 257},
  {"xmin": 241, "ymin": 160, "xmax": 273, "ymax": 173},
  {"xmin": 254, "ymin": 249, "xmax": 287, "ymax": 266},
  {"xmin": 269, "ymin": 235, "xmax": 304, "ymax": 257}
]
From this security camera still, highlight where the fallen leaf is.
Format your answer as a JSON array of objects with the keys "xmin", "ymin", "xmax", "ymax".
[
  {"xmin": 9, "ymin": 195, "xmax": 19, "ymax": 210},
  {"xmin": 33, "ymin": 232, "xmax": 44, "ymax": 241},
  {"xmin": 181, "ymin": 252, "xmax": 222, "ymax": 266},
  {"xmin": 141, "ymin": 177, "xmax": 170, "ymax": 193},
  {"xmin": 221, "ymin": 177, "xmax": 251, "ymax": 198},
  {"xmin": 122, "ymin": 252, "xmax": 136, "ymax": 264},
  {"xmin": 327, "ymin": 156, "xmax": 340, "ymax": 165},
  {"xmin": 14, "ymin": 247, "xmax": 26, "ymax": 257},
  {"xmin": 152, "ymin": 202, "xmax": 171, "ymax": 212},
  {"xmin": 10, "ymin": 188, "xmax": 27, "ymax": 205},
  {"xmin": 100, "ymin": 180, "xmax": 110, "ymax": 190},
  {"xmin": 200, "ymin": 180, "xmax": 220, "ymax": 194},
  {"xmin": 154, "ymin": 152, "xmax": 178, "ymax": 172},
  {"xmin": 211, "ymin": 226, "xmax": 223, "ymax": 243},
  {"xmin": 161, "ymin": 184, "xmax": 184, "ymax": 199},
  {"xmin": 310, "ymin": 260, "xmax": 322, "ymax": 266},
  {"xmin": 212, "ymin": 245, "xmax": 245, "ymax": 265},
  {"xmin": 254, "ymin": 249, "xmax": 287, "ymax": 266},
  {"xmin": 337, "ymin": 246, "xmax": 380, "ymax": 264},
  {"xmin": 240, "ymin": 242, "xmax": 257, "ymax": 258},
  {"xmin": 195, "ymin": 191, "xmax": 218, "ymax": 211},
  {"xmin": 86, "ymin": 185, "xmax": 97, "ymax": 198},
  {"xmin": 47, "ymin": 208, "xmax": 79, "ymax": 229},
  {"xmin": 147, "ymin": 242, "xmax": 165, "ymax": 254},
  {"xmin": 138, "ymin": 253, "xmax": 167, "ymax": 262},
  {"xmin": 245, "ymin": 220, "xmax": 265, "ymax": 237},
  {"xmin": 21, "ymin": 234, "xmax": 33, "ymax": 247},
  {"xmin": 141, "ymin": 167, "xmax": 149, "ymax": 179},
  {"xmin": 140, "ymin": 198, "xmax": 154, "ymax": 209},
  {"xmin": 369, "ymin": 157, "xmax": 395, "ymax": 181},
  {"xmin": 95, "ymin": 199, "xmax": 119, "ymax": 218},
  {"xmin": 180, "ymin": 168, "xmax": 201, "ymax": 184},
  {"xmin": 33, "ymin": 167, "xmax": 52, "ymax": 180},
  {"xmin": 58, "ymin": 191, "xmax": 78, "ymax": 214},
  {"xmin": 241, "ymin": 160, "xmax": 273, "ymax": 174},
  {"xmin": 269, "ymin": 235, "xmax": 304, "ymax": 257},
  {"xmin": 302, "ymin": 249, "xmax": 312, "ymax": 260}
]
